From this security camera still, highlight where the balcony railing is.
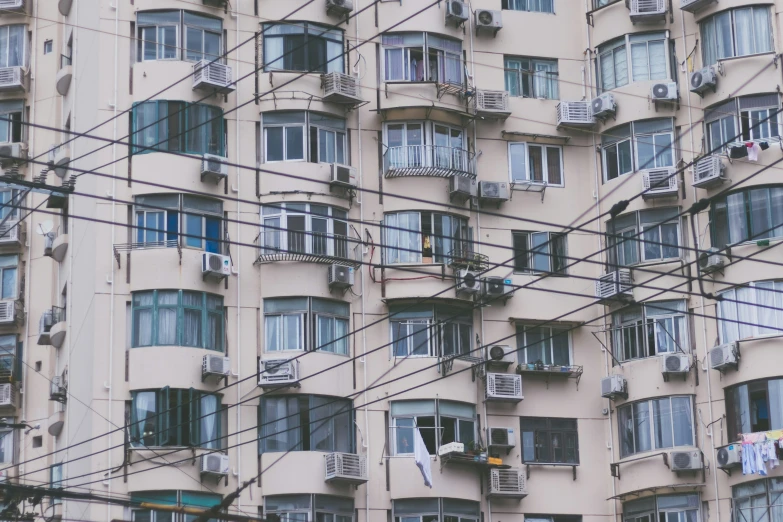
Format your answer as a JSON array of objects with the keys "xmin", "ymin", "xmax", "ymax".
[
  {"xmin": 0, "ymin": 354, "xmax": 16, "ymax": 383},
  {"xmin": 255, "ymin": 232, "xmax": 361, "ymax": 268},
  {"xmin": 384, "ymin": 145, "xmax": 476, "ymax": 179},
  {"xmin": 447, "ymin": 248, "xmax": 488, "ymax": 270}
]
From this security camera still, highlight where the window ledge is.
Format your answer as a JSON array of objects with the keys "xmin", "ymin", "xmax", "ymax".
[
  {"xmin": 625, "ymin": 258, "xmax": 683, "ymax": 269},
  {"xmin": 382, "ymin": 262, "xmax": 446, "ymax": 269},
  {"xmin": 717, "ymin": 51, "xmax": 777, "ymax": 64}
]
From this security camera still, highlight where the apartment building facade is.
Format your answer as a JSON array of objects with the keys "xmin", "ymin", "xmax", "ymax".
[{"xmin": 0, "ymin": 1, "xmax": 779, "ymax": 522}]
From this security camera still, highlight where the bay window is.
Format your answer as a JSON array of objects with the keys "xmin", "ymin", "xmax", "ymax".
[
  {"xmin": 258, "ymin": 395, "xmax": 353, "ymax": 453},
  {"xmin": 516, "ymin": 325, "xmax": 571, "ymax": 366},
  {"xmin": 137, "ymin": 11, "xmax": 222, "ymax": 63},
  {"xmin": 130, "ymin": 388, "xmax": 223, "ymax": 448},
  {"xmin": 512, "ymin": 231, "xmax": 567, "ymax": 274},
  {"xmin": 131, "ymin": 290, "xmax": 224, "ymax": 351},
  {"xmin": 263, "ymin": 22, "xmax": 344, "ymax": 73},
  {"xmin": 384, "ymin": 121, "xmax": 470, "ymax": 175},
  {"xmin": 0, "ymin": 335, "xmax": 18, "ymax": 383},
  {"xmin": 611, "ymin": 300, "xmax": 688, "ymax": 362},
  {"xmin": 509, "ymin": 142, "xmax": 563, "ymax": 186},
  {"xmin": 131, "ymin": 101, "xmax": 224, "ymax": 156},
  {"xmin": 262, "ymin": 111, "xmax": 347, "ymax": 164},
  {"xmin": 717, "ymin": 281, "xmax": 783, "ymax": 344},
  {"xmin": 734, "ymin": 480, "xmax": 783, "ymax": 522},
  {"xmin": 704, "ymin": 99, "xmax": 738, "ymax": 152},
  {"xmin": 607, "ymin": 208, "xmax": 681, "ymax": 266},
  {"xmin": 711, "ymin": 186, "xmax": 783, "ymax": 248},
  {"xmin": 264, "ymin": 495, "xmax": 354, "ymax": 522},
  {"xmin": 261, "ymin": 203, "xmax": 348, "ymax": 259},
  {"xmin": 0, "ymin": 101, "xmax": 23, "ymax": 144},
  {"xmin": 504, "ymin": 56, "xmax": 559, "ymax": 99},
  {"xmin": 264, "ymin": 297, "xmax": 349, "ymax": 355},
  {"xmin": 701, "ymin": 7, "xmax": 773, "ymax": 66},
  {"xmin": 726, "ymin": 378, "xmax": 783, "ymax": 441},
  {"xmin": 0, "ymin": 25, "xmax": 26, "ymax": 69},
  {"xmin": 390, "ymin": 400, "xmax": 475, "ymax": 455},
  {"xmin": 393, "ymin": 499, "xmax": 479, "ymax": 522},
  {"xmin": 705, "ymin": 95, "xmax": 780, "ymax": 152},
  {"xmin": 598, "ymin": 33, "xmax": 669, "ymax": 92},
  {"xmin": 0, "ymin": 255, "xmax": 17, "ymax": 300},
  {"xmin": 135, "ymin": 194, "xmax": 223, "ymax": 253},
  {"xmin": 502, "ymin": 0, "xmax": 554, "ymax": 13},
  {"xmin": 623, "ymin": 495, "xmax": 699, "ymax": 522},
  {"xmin": 383, "ymin": 33, "xmax": 462, "ymax": 85},
  {"xmin": 383, "ymin": 211, "xmax": 471, "ymax": 264},
  {"xmin": 390, "ymin": 304, "xmax": 472, "ymax": 358},
  {"xmin": 520, "ymin": 417, "xmax": 579, "ymax": 464},
  {"xmin": 617, "ymin": 396, "xmax": 694, "ymax": 458},
  {"xmin": 601, "ymin": 119, "xmax": 674, "ymax": 181},
  {"xmin": 132, "ymin": 491, "xmax": 222, "ymax": 522}
]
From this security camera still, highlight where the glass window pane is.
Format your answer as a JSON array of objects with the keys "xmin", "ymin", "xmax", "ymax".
[{"xmin": 285, "ymin": 126, "xmax": 304, "ymax": 160}]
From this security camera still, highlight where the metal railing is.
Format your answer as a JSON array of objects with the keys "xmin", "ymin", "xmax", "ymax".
[
  {"xmin": 384, "ymin": 145, "xmax": 476, "ymax": 178},
  {"xmin": 60, "ymin": 54, "xmax": 71, "ymax": 69}
]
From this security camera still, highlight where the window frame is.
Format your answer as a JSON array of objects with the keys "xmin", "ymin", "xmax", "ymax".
[
  {"xmin": 600, "ymin": 119, "xmax": 675, "ymax": 182},
  {"xmin": 623, "ymin": 495, "xmax": 700, "ymax": 522},
  {"xmin": 519, "ymin": 417, "xmax": 579, "ymax": 465},
  {"xmin": 508, "ymin": 142, "xmax": 564, "ymax": 186},
  {"xmin": 503, "ymin": 56, "xmax": 559, "ymax": 99},
  {"xmin": 262, "ymin": 111, "xmax": 348, "ymax": 165},
  {"xmin": 131, "ymin": 100, "xmax": 226, "ymax": 156},
  {"xmin": 393, "ymin": 499, "xmax": 480, "ymax": 522},
  {"xmin": 50, "ymin": 463, "xmax": 63, "ymax": 505},
  {"xmin": 512, "ymin": 231, "xmax": 568, "ymax": 274},
  {"xmin": 389, "ymin": 305, "xmax": 474, "ymax": 359},
  {"xmin": 717, "ymin": 280, "xmax": 783, "ymax": 344},
  {"xmin": 733, "ymin": 478, "xmax": 783, "ymax": 522},
  {"xmin": 0, "ymin": 101, "xmax": 24, "ymax": 144},
  {"xmin": 382, "ymin": 210, "xmax": 471, "ymax": 265},
  {"xmin": 710, "ymin": 185, "xmax": 783, "ymax": 249},
  {"xmin": 381, "ymin": 33, "xmax": 463, "ymax": 85},
  {"xmin": 606, "ymin": 209, "xmax": 682, "ymax": 267},
  {"xmin": 134, "ymin": 194, "xmax": 223, "ymax": 254},
  {"xmin": 597, "ymin": 32, "xmax": 670, "ymax": 92},
  {"xmin": 516, "ymin": 325, "xmax": 572, "ymax": 366},
  {"xmin": 263, "ymin": 297, "xmax": 350, "ymax": 355},
  {"xmin": 260, "ymin": 203, "xmax": 349, "ymax": 260},
  {"xmin": 136, "ymin": 10, "xmax": 224, "ymax": 63},
  {"xmin": 611, "ymin": 300, "xmax": 688, "ymax": 363},
  {"xmin": 390, "ymin": 400, "xmax": 477, "ymax": 456},
  {"xmin": 700, "ymin": 6, "xmax": 774, "ymax": 66},
  {"xmin": 502, "ymin": 0, "xmax": 555, "ymax": 13},
  {"xmin": 725, "ymin": 377, "xmax": 783, "ymax": 441},
  {"xmin": 0, "ymin": 255, "xmax": 18, "ymax": 301},
  {"xmin": 0, "ymin": 25, "xmax": 27, "ymax": 69},
  {"xmin": 616, "ymin": 395, "xmax": 695, "ymax": 458},
  {"xmin": 262, "ymin": 22, "xmax": 345, "ymax": 74}
]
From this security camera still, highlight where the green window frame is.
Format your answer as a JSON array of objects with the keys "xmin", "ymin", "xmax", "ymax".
[
  {"xmin": 130, "ymin": 388, "xmax": 223, "ymax": 448},
  {"xmin": 131, "ymin": 100, "xmax": 225, "ymax": 156},
  {"xmin": 711, "ymin": 185, "xmax": 783, "ymax": 248},
  {"xmin": 131, "ymin": 290, "xmax": 224, "ymax": 351},
  {"xmin": 131, "ymin": 490, "xmax": 223, "ymax": 522}
]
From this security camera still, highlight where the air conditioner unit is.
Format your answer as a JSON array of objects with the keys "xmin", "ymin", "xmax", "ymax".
[
  {"xmin": 322, "ymin": 72, "xmax": 361, "ymax": 103},
  {"xmin": 699, "ymin": 248, "xmax": 727, "ymax": 274},
  {"xmin": 475, "ymin": 9, "xmax": 503, "ymax": 34},
  {"xmin": 0, "ymin": 67, "xmax": 26, "ymax": 93},
  {"xmin": 487, "ymin": 345, "xmax": 515, "ymax": 366},
  {"xmin": 202, "ymin": 354, "xmax": 230, "ymax": 379},
  {"xmin": 0, "ymin": 0, "xmax": 27, "ymax": 14},
  {"xmin": 595, "ymin": 269, "xmax": 633, "ymax": 302},
  {"xmin": 690, "ymin": 66, "xmax": 717, "ymax": 95},
  {"xmin": 0, "ymin": 300, "xmax": 18, "ymax": 325},
  {"xmin": 201, "ymin": 154, "xmax": 228, "ymax": 183},
  {"xmin": 629, "ymin": 0, "xmax": 667, "ymax": 22},
  {"xmin": 0, "ymin": 383, "xmax": 16, "ymax": 408},
  {"xmin": 200, "ymin": 453, "xmax": 230, "ymax": 477},
  {"xmin": 259, "ymin": 358, "xmax": 300, "ymax": 388},
  {"xmin": 192, "ymin": 61, "xmax": 234, "ymax": 94},
  {"xmin": 661, "ymin": 354, "xmax": 690, "ymax": 375},
  {"xmin": 328, "ymin": 264, "xmax": 354, "ymax": 289},
  {"xmin": 0, "ymin": 143, "xmax": 27, "ymax": 167},
  {"xmin": 456, "ymin": 269, "xmax": 481, "ymax": 295},
  {"xmin": 202, "ymin": 252, "xmax": 230, "ymax": 281},
  {"xmin": 478, "ymin": 181, "xmax": 510, "ymax": 203},
  {"xmin": 651, "ymin": 82, "xmax": 678, "ymax": 102},
  {"xmin": 325, "ymin": 452, "xmax": 368, "ymax": 484},
  {"xmin": 556, "ymin": 101, "xmax": 594, "ymax": 128},
  {"xmin": 38, "ymin": 309, "xmax": 55, "ymax": 345},
  {"xmin": 50, "ymin": 376, "xmax": 67, "ymax": 402},
  {"xmin": 642, "ymin": 167, "xmax": 678, "ymax": 198},
  {"xmin": 592, "ymin": 93, "xmax": 617, "ymax": 120},
  {"xmin": 326, "ymin": 0, "xmax": 353, "ymax": 15},
  {"xmin": 709, "ymin": 342, "xmax": 738, "ymax": 371},
  {"xmin": 488, "ymin": 427, "xmax": 516, "ymax": 450},
  {"xmin": 445, "ymin": 0, "xmax": 469, "ymax": 25},
  {"xmin": 330, "ymin": 163, "xmax": 357, "ymax": 188},
  {"xmin": 693, "ymin": 154, "xmax": 724, "ymax": 188},
  {"xmin": 716, "ymin": 444, "xmax": 742, "ymax": 470},
  {"xmin": 485, "ymin": 373, "xmax": 523, "ymax": 402},
  {"xmin": 601, "ymin": 375, "xmax": 627, "ymax": 400},
  {"xmin": 670, "ymin": 449, "xmax": 702, "ymax": 471},
  {"xmin": 449, "ymin": 175, "xmax": 477, "ymax": 203},
  {"xmin": 680, "ymin": 0, "xmax": 714, "ymax": 13},
  {"xmin": 488, "ymin": 468, "xmax": 527, "ymax": 498},
  {"xmin": 474, "ymin": 90, "xmax": 510, "ymax": 119},
  {"xmin": 482, "ymin": 277, "xmax": 514, "ymax": 300}
]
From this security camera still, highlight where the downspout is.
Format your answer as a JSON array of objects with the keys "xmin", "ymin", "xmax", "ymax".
[{"xmin": 234, "ymin": 0, "xmax": 242, "ymax": 504}]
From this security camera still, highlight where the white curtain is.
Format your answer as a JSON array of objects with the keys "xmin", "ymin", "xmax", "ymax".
[
  {"xmin": 385, "ymin": 213, "xmax": 421, "ymax": 264},
  {"xmin": 734, "ymin": 8, "xmax": 755, "ymax": 56},
  {"xmin": 753, "ymin": 8, "xmax": 772, "ymax": 54},
  {"xmin": 533, "ymin": 61, "xmax": 556, "ymax": 99},
  {"xmin": 182, "ymin": 292, "xmax": 202, "ymax": 347},
  {"xmin": 727, "ymin": 192, "xmax": 747, "ymax": 243},
  {"xmin": 134, "ymin": 391, "xmax": 156, "ymax": 445},
  {"xmin": 0, "ymin": 431, "xmax": 12, "ymax": 463},
  {"xmin": 736, "ymin": 286, "xmax": 755, "ymax": 340},
  {"xmin": 600, "ymin": 51, "xmax": 615, "ymax": 91},
  {"xmin": 614, "ymin": 47, "xmax": 628, "ymax": 88},
  {"xmin": 718, "ymin": 291, "xmax": 739, "ymax": 343},
  {"xmin": 156, "ymin": 291, "xmax": 178, "ymax": 345},
  {"xmin": 648, "ymin": 41, "xmax": 666, "ymax": 80},
  {"xmin": 265, "ymin": 315, "xmax": 280, "ymax": 351},
  {"xmin": 384, "ymin": 48, "xmax": 403, "ymax": 81},
  {"xmin": 134, "ymin": 292, "xmax": 154, "ymax": 347},
  {"xmin": 631, "ymin": 43, "xmax": 650, "ymax": 82},
  {"xmin": 326, "ymin": 40, "xmax": 342, "ymax": 73},
  {"xmin": 756, "ymin": 282, "xmax": 777, "ymax": 335},
  {"xmin": 264, "ymin": 37, "xmax": 284, "ymax": 70},
  {"xmin": 200, "ymin": 395, "xmax": 218, "ymax": 449}
]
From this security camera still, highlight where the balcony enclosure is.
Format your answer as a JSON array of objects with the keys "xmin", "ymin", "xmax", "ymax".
[{"xmin": 383, "ymin": 121, "xmax": 475, "ymax": 178}]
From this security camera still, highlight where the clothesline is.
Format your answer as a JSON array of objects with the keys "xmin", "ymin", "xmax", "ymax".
[{"xmin": 741, "ymin": 431, "xmax": 782, "ymax": 476}]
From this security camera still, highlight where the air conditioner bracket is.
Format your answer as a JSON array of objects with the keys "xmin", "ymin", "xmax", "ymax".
[{"xmin": 526, "ymin": 463, "xmax": 577, "ymax": 481}]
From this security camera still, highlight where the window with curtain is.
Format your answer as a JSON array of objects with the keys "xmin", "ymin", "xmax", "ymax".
[
  {"xmin": 0, "ymin": 429, "xmax": 13, "ymax": 464},
  {"xmin": 382, "ymin": 33, "xmax": 463, "ymax": 85},
  {"xmin": 390, "ymin": 400, "xmax": 476, "ymax": 455},
  {"xmin": 516, "ymin": 326, "xmax": 571, "ymax": 365},
  {"xmin": 704, "ymin": 99, "xmax": 739, "ymax": 152},
  {"xmin": 502, "ymin": 0, "xmax": 554, "ymax": 12},
  {"xmin": 0, "ymin": 335, "xmax": 17, "ymax": 384},
  {"xmin": 131, "ymin": 491, "xmax": 223, "ymax": 522},
  {"xmin": 711, "ymin": 186, "xmax": 783, "ymax": 248},
  {"xmin": 0, "ymin": 25, "xmax": 26, "ymax": 69},
  {"xmin": 0, "ymin": 255, "xmax": 17, "ymax": 301},
  {"xmin": 262, "ymin": 111, "xmax": 347, "ymax": 164},
  {"xmin": 137, "ymin": 11, "xmax": 222, "ymax": 63},
  {"xmin": 130, "ymin": 389, "xmax": 222, "ymax": 448},
  {"xmin": 611, "ymin": 301, "xmax": 688, "ymax": 362},
  {"xmin": 617, "ymin": 396, "xmax": 694, "ymax": 458},
  {"xmin": 258, "ymin": 395, "xmax": 353, "ymax": 453},
  {"xmin": 598, "ymin": 33, "xmax": 668, "ymax": 91},
  {"xmin": 733, "ymin": 479, "xmax": 783, "ymax": 522},
  {"xmin": 504, "ymin": 57, "xmax": 559, "ymax": 99},
  {"xmin": 704, "ymin": 95, "xmax": 781, "ymax": 150},
  {"xmin": 0, "ymin": 100, "xmax": 23, "ymax": 144},
  {"xmin": 131, "ymin": 290, "xmax": 224, "ymax": 350},
  {"xmin": 383, "ymin": 120, "xmax": 469, "ymax": 175},
  {"xmin": 512, "ymin": 231, "xmax": 567, "ymax": 274},
  {"xmin": 264, "ymin": 495, "xmax": 354, "ymax": 522},
  {"xmin": 263, "ymin": 297, "xmax": 349, "ymax": 355},
  {"xmin": 520, "ymin": 417, "xmax": 578, "ymax": 464},
  {"xmin": 508, "ymin": 142, "xmax": 564, "ymax": 186},
  {"xmin": 717, "ymin": 281, "xmax": 783, "ymax": 344},
  {"xmin": 623, "ymin": 495, "xmax": 699, "ymax": 522},
  {"xmin": 134, "ymin": 194, "xmax": 223, "ymax": 253},
  {"xmin": 50, "ymin": 463, "xmax": 63, "ymax": 504},
  {"xmin": 393, "ymin": 499, "xmax": 479, "ymax": 522},
  {"xmin": 389, "ymin": 304, "xmax": 473, "ymax": 358},
  {"xmin": 383, "ymin": 211, "xmax": 471, "ymax": 265},
  {"xmin": 131, "ymin": 101, "xmax": 224, "ymax": 155},
  {"xmin": 261, "ymin": 203, "xmax": 349, "ymax": 260},
  {"xmin": 601, "ymin": 119, "xmax": 674, "ymax": 181},
  {"xmin": 701, "ymin": 6, "xmax": 773, "ymax": 66},
  {"xmin": 725, "ymin": 378, "xmax": 783, "ymax": 442},
  {"xmin": 606, "ymin": 208, "xmax": 681, "ymax": 266},
  {"xmin": 0, "ymin": 190, "xmax": 19, "ymax": 221},
  {"xmin": 263, "ymin": 22, "xmax": 344, "ymax": 73}
]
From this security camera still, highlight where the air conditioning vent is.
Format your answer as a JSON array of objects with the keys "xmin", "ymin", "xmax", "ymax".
[
  {"xmin": 445, "ymin": 0, "xmax": 469, "ymax": 25},
  {"xmin": 482, "ymin": 277, "xmax": 514, "ymax": 301},
  {"xmin": 475, "ymin": 9, "xmax": 503, "ymax": 35},
  {"xmin": 201, "ymin": 154, "xmax": 228, "ymax": 184},
  {"xmin": 488, "ymin": 468, "xmax": 527, "ymax": 498},
  {"xmin": 478, "ymin": 181, "xmax": 510, "ymax": 203},
  {"xmin": 325, "ymin": 452, "xmax": 368, "ymax": 484},
  {"xmin": 693, "ymin": 154, "xmax": 724, "ymax": 188},
  {"xmin": 202, "ymin": 253, "xmax": 230, "ymax": 281},
  {"xmin": 651, "ymin": 82, "xmax": 678, "ymax": 101},
  {"xmin": 488, "ymin": 427, "xmax": 516, "ymax": 449},
  {"xmin": 698, "ymin": 248, "xmax": 727, "ymax": 274},
  {"xmin": 595, "ymin": 269, "xmax": 633, "ymax": 302},
  {"xmin": 661, "ymin": 354, "xmax": 690, "ymax": 374},
  {"xmin": 456, "ymin": 269, "xmax": 481, "ymax": 295},
  {"xmin": 328, "ymin": 264, "xmax": 354, "ymax": 289},
  {"xmin": 0, "ymin": 143, "xmax": 27, "ymax": 167},
  {"xmin": 0, "ymin": 67, "xmax": 26, "ymax": 93},
  {"xmin": 449, "ymin": 175, "xmax": 477, "ymax": 204},
  {"xmin": 326, "ymin": 0, "xmax": 353, "ymax": 15},
  {"xmin": 0, "ymin": 0, "xmax": 26, "ymax": 13},
  {"xmin": 556, "ymin": 101, "xmax": 594, "ymax": 128},
  {"xmin": 0, "ymin": 300, "xmax": 19, "ymax": 325},
  {"xmin": 192, "ymin": 61, "xmax": 234, "ymax": 94},
  {"xmin": 474, "ymin": 90, "xmax": 510, "ymax": 119},
  {"xmin": 690, "ymin": 66, "xmax": 717, "ymax": 95},
  {"xmin": 709, "ymin": 342, "xmax": 738, "ymax": 371},
  {"xmin": 200, "ymin": 453, "xmax": 229, "ymax": 477},
  {"xmin": 601, "ymin": 375, "xmax": 627, "ymax": 400},
  {"xmin": 202, "ymin": 355, "xmax": 230, "ymax": 379},
  {"xmin": 670, "ymin": 450, "xmax": 702, "ymax": 471},
  {"xmin": 680, "ymin": 0, "xmax": 714, "ymax": 13},
  {"xmin": 591, "ymin": 93, "xmax": 616, "ymax": 120},
  {"xmin": 629, "ymin": 0, "xmax": 667, "ymax": 22},
  {"xmin": 642, "ymin": 168, "xmax": 678, "ymax": 198},
  {"xmin": 716, "ymin": 444, "xmax": 741, "ymax": 469},
  {"xmin": 259, "ymin": 358, "xmax": 300, "ymax": 388},
  {"xmin": 0, "ymin": 383, "xmax": 17, "ymax": 408},
  {"xmin": 330, "ymin": 163, "xmax": 357, "ymax": 188},
  {"xmin": 322, "ymin": 72, "xmax": 361, "ymax": 103},
  {"xmin": 485, "ymin": 373, "xmax": 523, "ymax": 402}
]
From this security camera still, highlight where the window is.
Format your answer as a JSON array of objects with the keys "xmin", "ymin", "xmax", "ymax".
[
  {"xmin": 393, "ymin": 499, "xmax": 479, "ymax": 522},
  {"xmin": 137, "ymin": 11, "xmax": 222, "ymax": 62},
  {"xmin": 389, "ymin": 304, "xmax": 473, "ymax": 358},
  {"xmin": 509, "ymin": 142, "xmax": 563, "ymax": 186},
  {"xmin": 264, "ymin": 495, "xmax": 354, "ymax": 522},
  {"xmin": 725, "ymin": 378, "xmax": 783, "ymax": 441},
  {"xmin": 50, "ymin": 463, "xmax": 63, "ymax": 504},
  {"xmin": 263, "ymin": 22, "xmax": 344, "ymax": 73},
  {"xmin": 131, "ymin": 101, "xmax": 225, "ymax": 156},
  {"xmin": 258, "ymin": 395, "xmax": 353, "ymax": 453},
  {"xmin": 0, "ymin": 255, "xmax": 17, "ymax": 300},
  {"xmin": 512, "ymin": 231, "xmax": 567, "ymax": 274},
  {"xmin": 598, "ymin": 33, "xmax": 668, "ymax": 91},
  {"xmin": 383, "ymin": 211, "xmax": 471, "ymax": 265},
  {"xmin": 504, "ymin": 57, "xmax": 558, "ymax": 99},
  {"xmin": 526, "ymin": 517, "xmax": 581, "ymax": 522},
  {"xmin": 711, "ymin": 186, "xmax": 783, "ymax": 248},
  {"xmin": 502, "ymin": 0, "xmax": 554, "ymax": 13},
  {"xmin": 601, "ymin": 119, "xmax": 674, "ymax": 181},
  {"xmin": 383, "ymin": 33, "xmax": 462, "ymax": 85},
  {"xmin": 0, "ymin": 429, "xmax": 13, "ymax": 464},
  {"xmin": 131, "ymin": 491, "xmax": 222, "ymax": 522},
  {"xmin": 43, "ymin": 40, "xmax": 52, "ymax": 55},
  {"xmin": 520, "ymin": 417, "xmax": 578, "ymax": 464},
  {"xmin": 384, "ymin": 121, "xmax": 470, "ymax": 175},
  {"xmin": 0, "ymin": 335, "xmax": 18, "ymax": 384},
  {"xmin": 516, "ymin": 326, "xmax": 571, "ymax": 366},
  {"xmin": 262, "ymin": 112, "xmax": 347, "ymax": 164},
  {"xmin": 617, "ymin": 396, "xmax": 694, "ymax": 458},
  {"xmin": 0, "ymin": 25, "xmax": 26, "ymax": 68},
  {"xmin": 623, "ymin": 495, "xmax": 699, "ymax": 522},
  {"xmin": 0, "ymin": 191, "xmax": 17, "ymax": 221},
  {"xmin": 135, "ymin": 194, "xmax": 223, "ymax": 253},
  {"xmin": 704, "ymin": 95, "xmax": 780, "ymax": 152},
  {"xmin": 607, "ymin": 208, "xmax": 681, "ymax": 266},
  {"xmin": 390, "ymin": 400, "xmax": 475, "ymax": 456},
  {"xmin": 701, "ymin": 7, "xmax": 773, "ymax": 66},
  {"xmin": 130, "ymin": 389, "xmax": 223, "ymax": 448},
  {"xmin": 717, "ymin": 281, "xmax": 783, "ymax": 344},
  {"xmin": 611, "ymin": 301, "xmax": 688, "ymax": 362},
  {"xmin": 264, "ymin": 297, "xmax": 349, "ymax": 355},
  {"xmin": 131, "ymin": 290, "xmax": 224, "ymax": 351},
  {"xmin": 733, "ymin": 479, "xmax": 783, "ymax": 522},
  {"xmin": 0, "ymin": 101, "xmax": 22, "ymax": 144},
  {"xmin": 704, "ymin": 99, "xmax": 738, "ymax": 152},
  {"xmin": 261, "ymin": 203, "xmax": 349, "ymax": 260}
]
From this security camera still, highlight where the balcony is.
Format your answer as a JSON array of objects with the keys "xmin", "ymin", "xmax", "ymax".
[
  {"xmin": 641, "ymin": 167, "xmax": 678, "ymax": 199},
  {"xmin": 255, "ymin": 232, "xmax": 361, "ymax": 268},
  {"xmin": 595, "ymin": 269, "xmax": 633, "ymax": 304},
  {"xmin": 384, "ymin": 145, "xmax": 476, "ymax": 179},
  {"xmin": 56, "ymin": 55, "xmax": 72, "ymax": 96},
  {"xmin": 0, "ymin": 67, "xmax": 26, "ymax": 93},
  {"xmin": 0, "ymin": 220, "xmax": 23, "ymax": 248},
  {"xmin": 628, "ymin": 0, "xmax": 667, "ymax": 23},
  {"xmin": 38, "ymin": 306, "xmax": 66, "ymax": 347},
  {"xmin": 515, "ymin": 363, "xmax": 583, "ymax": 388},
  {"xmin": 0, "ymin": 354, "xmax": 17, "ymax": 383},
  {"xmin": 192, "ymin": 61, "xmax": 234, "ymax": 95}
]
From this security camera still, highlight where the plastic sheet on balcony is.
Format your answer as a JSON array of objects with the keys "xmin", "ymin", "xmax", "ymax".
[{"xmin": 255, "ymin": 248, "xmax": 361, "ymax": 268}]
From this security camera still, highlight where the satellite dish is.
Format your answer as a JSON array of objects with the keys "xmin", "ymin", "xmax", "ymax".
[{"xmin": 36, "ymin": 221, "xmax": 54, "ymax": 236}]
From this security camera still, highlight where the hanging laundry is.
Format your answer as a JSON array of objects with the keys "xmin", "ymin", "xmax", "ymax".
[
  {"xmin": 760, "ymin": 142, "xmax": 770, "ymax": 151},
  {"xmin": 730, "ymin": 145, "xmax": 749, "ymax": 159},
  {"xmin": 743, "ymin": 442, "xmax": 756, "ymax": 475},
  {"xmin": 766, "ymin": 439, "xmax": 779, "ymax": 469},
  {"xmin": 746, "ymin": 142, "xmax": 762, "ymax": 161},
  {"xmin": 756, "ymin": 441, "xmax": 768, "ymax": 476}
]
